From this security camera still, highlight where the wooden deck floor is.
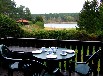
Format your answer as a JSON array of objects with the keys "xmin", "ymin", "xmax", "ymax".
[{"xmin": 0, "ymin": 67, "xmax": 102, "ymax": 76}]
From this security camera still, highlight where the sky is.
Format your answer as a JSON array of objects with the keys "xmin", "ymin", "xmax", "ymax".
[{"xmin": 14, "ymin": 0, "xmax": 95, "ymax": 14}]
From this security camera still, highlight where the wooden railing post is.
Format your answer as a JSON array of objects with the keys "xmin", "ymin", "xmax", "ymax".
[
  {"xmin": 100, "ymin": 42, "xmax": 103, "ymax": 74},
  {"xmin": 77, "ymin": 42, "xmax": 82, "ymax": 62}
]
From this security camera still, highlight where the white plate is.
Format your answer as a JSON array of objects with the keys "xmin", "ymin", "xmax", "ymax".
[
  {"xmin": 60, "ymin": 53, "xmax": 67, "ymax": 56},
  {"xmin": 46, "ymin": 54, "xmax": 57, "ymax": 58},
  {"xmin": 32, "ymin": 50, "xmax": 42, "ymax": 54},
  {"xmin": 66, "ymin": 50, "xmax": 75, "ymax": 53}
]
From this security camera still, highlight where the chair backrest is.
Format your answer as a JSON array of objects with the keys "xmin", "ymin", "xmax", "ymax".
[
  {"xmin": 0, "ymin": 44, "xmax": 3, "ymax": 54},
  {"xmin": 0, "ymin": 44, "xmax": 4, "ymax": 60},
  {"xmin": 86, "ymin": 49, "xmax": 101, "ymax": 63},
  {"xmin": 1, "ymin": 45, "xmax": 12, "ymax": 57},
  {"xmin": 11, "ymin": 51, "xmax": 24, "ymax": 59},
  {"xmin": 22, "ymin": 52, "xmax": 33, "ymax": 60}
]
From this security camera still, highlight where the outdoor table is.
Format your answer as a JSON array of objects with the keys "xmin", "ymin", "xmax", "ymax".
[
  {"xmin": 32, "ymin": 47, "xmax": 75, "ymax": 76},
  {"xmin": 8, "ymin": 46, "xmax": 75, "ymax": 76}
]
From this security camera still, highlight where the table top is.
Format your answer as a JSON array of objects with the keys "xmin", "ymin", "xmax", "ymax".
[
  {"xmin": 7, "ymin": 46, "xmax": 75, "ymax": 61},
  {"xmin": 32, "ymin": 48, "xmax": 75, "ymax": 61}
]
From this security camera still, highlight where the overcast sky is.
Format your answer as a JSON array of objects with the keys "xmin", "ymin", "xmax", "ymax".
[{"xmin": 14, "ymin": 0, "xmax": 95, "ymax": 14}]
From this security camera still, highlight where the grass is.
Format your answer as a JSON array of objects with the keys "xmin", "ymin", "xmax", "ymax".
[
  {"xmin": 20, "ymin": 24, "xmax": 41, "ymax": 32},
  {"xmin": 20, "ymin": 24, "xmax": 76, "ymax": 33},
  {"xmin": 44, "ymin": 27, "xmax": 76, "ymax": 30}
]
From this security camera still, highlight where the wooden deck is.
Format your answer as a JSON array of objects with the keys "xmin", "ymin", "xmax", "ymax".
[
  {"xmin": 0, "ymin": 67, "xmax": 102, "ymax": 76},
  {"xmin": 0, "ymin": 38, "xmax": 103, "ymax": 76}
]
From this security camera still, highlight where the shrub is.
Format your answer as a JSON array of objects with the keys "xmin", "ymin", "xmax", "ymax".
[
  {"xmin": 35, "ymin": 21, "xmax": 44, "ymax": 29},
  {"xmin": 0, "ymin": 14, "xmax": 24, "ymax": 37},
  {"xmin": 33, "ymin": 29, "xmax": 97, "ymax": 41}
]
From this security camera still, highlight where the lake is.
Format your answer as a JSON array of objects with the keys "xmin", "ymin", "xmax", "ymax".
[{"xmin": 44, "ymin": 24, "xmax": 78, "ymax": 28}]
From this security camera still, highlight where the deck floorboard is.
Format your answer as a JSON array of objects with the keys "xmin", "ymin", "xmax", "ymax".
[{"xmin": 0, "ymin": 67, "xmax": 102, "ymax": 76}]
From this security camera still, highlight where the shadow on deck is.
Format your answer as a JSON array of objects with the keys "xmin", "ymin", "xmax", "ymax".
[
  {"xmin": 0, "ymin": 67, "xmax": 23, "ymax": 76},
  {"xmin": 0, "ymin": 67, "xmax": 102, "ymax": 76}
]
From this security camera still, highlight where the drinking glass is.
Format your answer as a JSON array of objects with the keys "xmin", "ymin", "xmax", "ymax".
[
  {"xmin": 51, "ymin": 47, "xmax": 57, "ymax": 53},
  {"xmin": 48, "ymin": 47, "xmax": 53, "ymax": 54}
]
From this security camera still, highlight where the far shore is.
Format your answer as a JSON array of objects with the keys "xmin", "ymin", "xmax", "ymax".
[{"xmin": 45, "ymin": 22, "xmax": 77, "ymax": 24}]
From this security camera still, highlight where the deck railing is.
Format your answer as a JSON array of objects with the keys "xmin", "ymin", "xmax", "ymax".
[{"xmin": 0, "ymin": 37, "xmax": 103, "ymax": 75}]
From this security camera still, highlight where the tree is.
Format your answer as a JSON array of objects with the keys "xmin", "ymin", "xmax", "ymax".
[
  {"xmin": 35, "ymin": 16, "xmax": 44, "ymax": 22},
  {"xmin": 16, "ymin": 5, "xmax": 25, "ymax": 20},
  {"xmin": 0, "ymin": 14, "xmax": 24, "ymax": 37},
  {"xmin": 24, "ymin": 7, "xmax": 32, "ymax": 20},
  {"xmin": 98, "ymin": 2, "xmax": 103, "ymax": 30},
  {"xmin": 0, "ymin": 0, "xmax": 32, "ymax": 21},
  {"xmin": 0, "ymin": 0, "xmax": 16, "ymax": 18},
  {"xmin": 77, "ymin": 0, "xmax": 100, "ymax": 33}
]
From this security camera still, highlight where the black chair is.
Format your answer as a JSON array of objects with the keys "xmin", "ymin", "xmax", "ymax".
[
  {"xmin": 70, "ymin": 49, "xmax": 101, "ymax": 76},
  {"xmin": 0, "ymin": 44, "xmax": 24, "ymax": 76},
  {"xmin": 30, "ymin": 60, "xmax": 64, "ymax": 76},
  {"xmin": 0, "ymin": 44, "xmax": 13, "ymax": 68},
  {"xmin": 22, "ymin": 52, "xmax": 64, "ymax": 76}
]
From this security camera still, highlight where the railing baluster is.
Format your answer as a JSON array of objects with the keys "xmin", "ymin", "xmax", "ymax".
[
  {"xmin": 100, "ymin": 43, "xmax": 103, "ymax": 74},
  {"xmin": 77, "ymin": 44, "xmax": 82, "ymax": 62},
  {"xmin": 82, "ymin": 43, "xmax": 88, "ymax": 62}
]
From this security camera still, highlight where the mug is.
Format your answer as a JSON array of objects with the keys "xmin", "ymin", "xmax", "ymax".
[
  {"xmin": 41, "ymin": 47, "xmax": 45, "ymax": 52},
  {"xmin": 62, "ymin": 50, "xmax": 66, "ymax": 54}
]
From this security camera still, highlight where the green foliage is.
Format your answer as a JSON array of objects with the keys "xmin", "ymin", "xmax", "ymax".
[
  {"xmin": 77, "ymin": 0, "xmax": 100, "ymax": 33},
  {"xmin": 35, "ymin": 16, "xmax": 44, "ymax": 22},
  {"xmin": 32, "ymin": 29, "xmax": 97, "ymax": 41},
  {"xmin": 0, "ymin": 0, "xmax": 32, "ymax": 20},
  {"xmin": 0, "ymin": 14, "xmax": 24, "ymax": 37},
  {"xmin": 16, "ymin": 6, "xmax": 32, "ymax": 20},
  {"xmin": 28, "ymin": 21, "xmax": 33, "ymax": 25},
  {"xmin": 32, "ymin": 13, "xmax": 79, "ymax": 23},
  {"xmin": 0, "ymin": 0, "xmax": 16, "ymax": 16},
  {"xmin": 96, "ymin": 31, "xmax": 103, "ymax": 41},
  {"xmin": 98, "ymin": 3, "xmax": 103, "ymax": 30},
  {"xmin": 35, "ymin": 21, "xmax": 44, "ymax": 28}
]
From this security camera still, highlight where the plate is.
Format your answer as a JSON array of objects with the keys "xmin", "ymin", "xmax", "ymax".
[
  {"xmin": 60, "ymin": 53, "xmax": 67, "ymax": 56},
  {"xmin": 46, "ymin": 54, "xmax": 57, "ymax": 59},
  {"xmin": 66, "ymin": 50, "xmax": 75, "ymax": 53},
  {"xmin": 32, "ymin": 50, "xmax": 42, "ymax": 54}
]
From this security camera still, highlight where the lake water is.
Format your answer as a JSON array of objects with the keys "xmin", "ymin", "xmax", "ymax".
[{"xmin": 44, "ymin": 24, "xmax": 77, "ymax": 28}]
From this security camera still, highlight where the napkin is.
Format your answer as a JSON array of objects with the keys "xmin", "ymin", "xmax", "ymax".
[
  {"xmin": 32, "ymin": 50, "xmax": 42, "ymax": 54},
  {"xmin": 66, "ymin": 50, "xmax": 75, "ymax": 53},
  {"xmin": 46, "ymin": 54, "xmax": 57, "ymax": 58}
]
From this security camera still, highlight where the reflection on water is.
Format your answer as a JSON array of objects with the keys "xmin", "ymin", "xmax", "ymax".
[{"xmin": 44, "ymin": 24, "xmax": 78, "ymax": 28}]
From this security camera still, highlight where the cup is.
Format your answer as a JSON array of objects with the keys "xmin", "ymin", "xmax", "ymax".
[
  {"xmin": 62, "ymin": 50, "xmax": 66, "ymax": 55},
  {"xmin": 41, "ymin": 47, "xmax": 45, "ymax": 52}
]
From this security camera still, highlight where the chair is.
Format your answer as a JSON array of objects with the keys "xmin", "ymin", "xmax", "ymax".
[
  {"xmin": 0, "ymin": 44, "xmax": 13, "ymax": 68},
  {"xmin": 34, "ymin": 62, "xmax": 64, "ymax": 76},
  {"xmin": 23, "ymin": 52, "xmax": 64, "ymax": 76},
  {"xmin": 0, "ymin": 44, "xmax": 24, "ymax": 76},
  {"xmin": 22, "ymin": 52, "xmax": 62, "ymax": 76},
  {"xmin": 70, "ymin": 49, "xmax": 101, "ymax": 76}
]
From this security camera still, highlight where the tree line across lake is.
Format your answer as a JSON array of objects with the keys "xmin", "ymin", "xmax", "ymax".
[{"xmin": 32, "ymin": 13, "xmax": 79, "ymax": 23}]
